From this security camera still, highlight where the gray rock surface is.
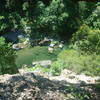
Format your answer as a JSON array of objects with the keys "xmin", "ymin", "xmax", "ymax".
[
  {"xmin": 0, "ymin": 69, "xmax": 99, "ymax": 100},
  {"xmin": 32, "ymin": 60, "xmax": 52, "ymax": 68}
]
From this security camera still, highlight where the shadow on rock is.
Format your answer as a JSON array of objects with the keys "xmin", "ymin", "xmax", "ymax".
[{"xmin": 0, "ymin": 72, "xmax": 100, "ymax": 100}]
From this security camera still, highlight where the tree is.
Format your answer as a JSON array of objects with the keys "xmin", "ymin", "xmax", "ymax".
[
  {"xmin": 31, "ymin": 0, "xmax": 69, "ymax": 39},
  {"xmin": 0, "ymin": 37, "xmax": 18, "ymax": 74},
  {"xmin": 85, "ymin": 2, "xmax": 100, "ymax": 29}
]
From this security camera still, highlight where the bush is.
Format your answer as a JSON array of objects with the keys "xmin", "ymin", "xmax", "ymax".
[
  {"xmin": 58, "ymin": 49, "xmax": 100, "ymax": 76},
  {"xmin": 72, "ymin": 24, "xmax": 90, "ymax": 42},
  {"xmin": 0, "ymin": 37, "xmax": 18, "ymax": 74},
  {"xmin": 49, "ymin": 60, "xmax": 65, "ymax": 76},
  {"xmin": 72, "ymin": 24, "xmax": 100, "ymax": 54}
]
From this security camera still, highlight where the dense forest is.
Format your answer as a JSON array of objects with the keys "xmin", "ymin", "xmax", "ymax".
[
  {"xmin": 0, "ymin": 0, "xmax": 99, "ymax": 39},
  {"xmin": 0, "ymin": 0, "xmax": 100, "ymax": 100}
]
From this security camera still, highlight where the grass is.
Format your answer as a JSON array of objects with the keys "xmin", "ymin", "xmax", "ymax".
[
  {"xmin": 16, "ymin": 46, "xmax": 61, "ymax": 68},
  {"xmin": 16, "ymin": 45, "xmax": 100, "ymax": 76},
  {"xmin": 57, "ymin": 49, "xmax": 100, "ymax": 76}
]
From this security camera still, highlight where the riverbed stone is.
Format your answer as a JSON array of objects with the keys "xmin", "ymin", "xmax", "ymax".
[{"xmin": 32, "ymin": 60, "xmax": 52, "ymax": 68}]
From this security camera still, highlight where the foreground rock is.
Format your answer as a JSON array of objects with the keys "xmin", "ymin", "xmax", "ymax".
[
  {"xmin": 0, "ymin": 73, "xmax": 65, "ymax": 100},
  {"xmin": 49, "ymin": 69, "xmax": 100, "ymax": 84},
  {"xmin": 0, "ymin": 69, "xmax": 100, "ymax": 100}
]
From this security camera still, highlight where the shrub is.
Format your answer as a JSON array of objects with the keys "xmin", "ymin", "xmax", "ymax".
[
  {"xmin": 88, "ymin": 30, "xmax": 100, "ymax": 45},
  {"xmin": 72, "ymin": 24, "xmax": 90, "ymax": 42},
  {"xmin": 0, "ymin": 37, "xmax": 18, "ymax": 74},
  {"xmin": 72, "ymin": 24, "xmax": 100, "ymax": 54},
  {"xmin": 58, "ymin": 49, "xmax": 100, "ymax": 76},
  {"xmin": 49, "ymin": 60, "xmax": 65, "ymax": 76}
]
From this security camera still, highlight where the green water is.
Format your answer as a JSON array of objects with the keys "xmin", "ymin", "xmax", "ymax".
[{"xmin": 16, "ymin": 46, "xmax": 61, "ymax": 68}]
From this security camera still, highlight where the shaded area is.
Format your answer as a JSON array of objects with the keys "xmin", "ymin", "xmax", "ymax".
[
  {"xmin": 2, "ymin": 30, "xmax": 25, "ymax": 43},
  {"xmin": 0, "ymin": 72, "xmax": 100, "ymax": 100}
]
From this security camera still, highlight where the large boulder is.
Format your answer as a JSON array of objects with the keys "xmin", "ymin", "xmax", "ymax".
[{"xmin": 38, "ymin": 37, "xmax": 52, "ymax": 46}]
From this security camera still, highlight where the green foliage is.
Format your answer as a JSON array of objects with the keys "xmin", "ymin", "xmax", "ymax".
[
  {"xmin": 72, "ymin": 24, "xmax": 100, "ymax": 54},
  {"xmin": 50, "ymin": 60, "xmax": 65, "ymax": 76},
  {"xmin": 85, "ymin": 2, "xmax": 100, "ymax": 29},
  {"xmin": 72, "ymin": 24, "xmax": 90, "ymax": 42},
  {"xmin": 22, "ymin": 2, "xmax": 29, "ymax": 11},
  {"xmin": 0, "ymin": 0, "xmax": 98, "ymax": 41},
  {"xmin": 0, "ymin": 12, "xmax": 21, "ymax": 34},
  {"xmin": 0, "ymin": 37, "xmax": 18, "ymax": 74},
  {"xmin": 0, "ymin": 16, "xmax": 9, "ymax": 33},
  {"xmin": 8, "ymin": 12, "xmax": 21, "ymax": 30},
  {"xmin": 32, "ymin": 0, "xmax": 68, "ymax": 38},
  {"xmin": 0, "ymin": 0, "xmax": 99, "ymax": 78},
  {"xmin": 20, "ymin": 18, "xmax": 32, "ymax": 35},
  {"xmin": 58, "ymin": 49, "xmax": 100, "ymax": 76}
]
